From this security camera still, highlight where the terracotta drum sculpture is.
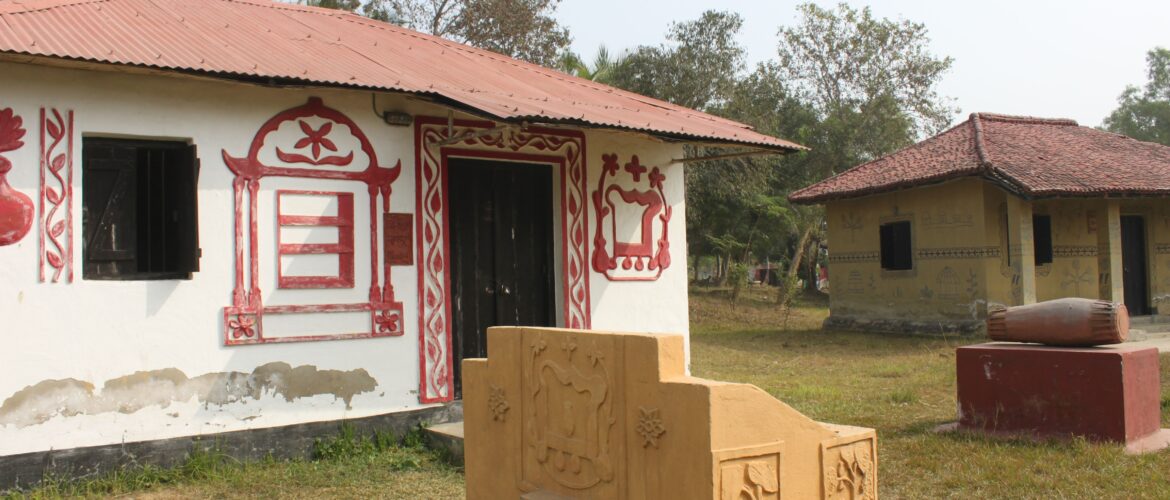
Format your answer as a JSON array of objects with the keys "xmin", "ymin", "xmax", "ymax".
[
  {"xmin": 986, "ymin": 298, "xmax": 1128, "ymax": 346},
  {"xmin": 462, "ymin": 327, "xmax": 879, "ymax": 499},
  {"xmin": 952, "ymin": 298, "xmax": 1170, "ymax": 453}
]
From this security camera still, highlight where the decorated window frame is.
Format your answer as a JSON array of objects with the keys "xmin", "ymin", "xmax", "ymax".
[
  {"xmin": 221, "ymin": 97, "xmax": 405, "ymax": 346},
  {"xmin": 276, "ymin": 189, "xmax": 356, "ymax": 289}
]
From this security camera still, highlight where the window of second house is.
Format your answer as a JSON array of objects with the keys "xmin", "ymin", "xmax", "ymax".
[
  {"xmin": 1033, "ymin": 214, "xmax": 1053, "ymax": 265},
  {"xmin": 879, "ymin": 220, "xmax": 913, "ymax": 271},
  {"xmin": 82, "ymin": 138, "xmax": 201, "ymax": 280}
]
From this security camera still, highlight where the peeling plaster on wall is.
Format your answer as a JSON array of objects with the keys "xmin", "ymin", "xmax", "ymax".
[{"xmin": 0, "ymin": 363, "xmax": 377, "ymax": 428}]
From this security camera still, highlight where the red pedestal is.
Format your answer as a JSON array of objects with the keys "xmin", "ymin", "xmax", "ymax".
[{"xmin": 956, "ymin": 343, "xmax": 1162, "ymax": 445}]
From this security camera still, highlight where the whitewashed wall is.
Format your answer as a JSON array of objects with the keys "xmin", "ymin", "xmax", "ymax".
[{"xmin": 0, "ymin": 61, "xmax": 690, "ymax": 456}]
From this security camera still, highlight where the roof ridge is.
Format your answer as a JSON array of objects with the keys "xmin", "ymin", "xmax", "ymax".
[
  {"xmin": 973, "ymin": 112, "xmax": 1078, "ymax": 126},
  {"xmin": 970, "ymin": 112, "xmax": 990, "ymax": 166}
]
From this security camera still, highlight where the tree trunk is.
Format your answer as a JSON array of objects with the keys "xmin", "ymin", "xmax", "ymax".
[{"xmin": 777, "ymin": 225, "xmax": 814, "ymax": 304}]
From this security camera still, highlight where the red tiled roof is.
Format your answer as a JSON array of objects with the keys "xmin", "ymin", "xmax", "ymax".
[
  {"xmin": 0, "ymin": 0, "xmax": 805, "ymax": 151},
  {"xmin": 789, "ymin": 113, "xmax": 1170, "ymax": 203}
]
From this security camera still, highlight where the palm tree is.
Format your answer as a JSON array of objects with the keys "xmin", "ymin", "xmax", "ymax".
[{"xmin": 557, "ymin": 46, "xmax": 625, "ymax": 84}]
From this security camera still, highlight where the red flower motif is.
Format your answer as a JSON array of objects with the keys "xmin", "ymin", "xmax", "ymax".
[
  {"xmin": 294, "ymin": 120, "xmax": 338, "ymax": 160},
  {"xmin": 601, "ymin": 153, "xmax": 620, "ymax": 176},
  {"xmin": 229, "ymin": 314, "xmax": 256, "ymax": 339},
  {"xmin": 375, "ymin": 309, "xmax": 400, "ymax": 334},
  {"xmin": 649, "ymin": 167, "xmax": 666, "ymax": 190},
  {"xmin": 0, "ymin": 107, "xmax": 25, "ymax": 154}
]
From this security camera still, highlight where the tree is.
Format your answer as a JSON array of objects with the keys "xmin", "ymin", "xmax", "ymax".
[
  {"xmin": 1103, "ymin": 48, "xmax": 1170, "ymax": 146},
  {"xmin": 609, "ymin": 11, "xmax": 746, "ymax": 110},
  {"xmin": 773, "ymin": 3, "xmax": 955, "ymax": 301},
  {"xmin": 298, "ymin": 0, "xmax": 361, "ymax": 11},
  {"xmin": 363, "ymin": 0, "xmax": 571, "ymax": 67},
  {"xmin": 557, "ymin": 46, "xmax": 625, "ymax": 84}
]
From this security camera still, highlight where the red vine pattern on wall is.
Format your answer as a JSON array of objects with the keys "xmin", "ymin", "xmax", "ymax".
[
  {"xmin": 38, "ymin": 108, "xmax": 73, "ymax": 283},
  {"xmin": 415, "ymin": 117, "xmax": 591, "ymax": 403},
  {"xmin": 591, "ymin": 154, "xmax": 671, "ymax": 281},
  {"xmin": 0, "ymin": 107, "xmax": 33, "ymax": 247},
  {"xmin": 221, "ymin": 97, "xmax": 404, "ymax": 345}
]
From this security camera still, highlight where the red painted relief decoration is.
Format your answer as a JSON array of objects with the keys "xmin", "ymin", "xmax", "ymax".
[
  {"xmin": 0, "ymin": 107, "xmax": 33, "ymax": 247},
  {"xmin": 39, "ymin": 108, "xmax": 74, "ymax": 282},
  {"xmin": 221, "ymin": 97, "xmax": 404, "ymax": 345},
  {"xmin": 415, "ymin": 117, "xmax": 591, "ymax": 403},
  {"xmin": 591, "ymin": 154, "xmax": 671, "ymax": 281},
  {"xmin": 276, "ymin": 190, "xmax": 356, "ymax": 289}
]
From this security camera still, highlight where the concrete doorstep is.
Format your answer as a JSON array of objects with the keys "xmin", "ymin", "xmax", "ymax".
[{"xmin": 423, "ymin": 421, "xmax": 465, "ymax": 465}]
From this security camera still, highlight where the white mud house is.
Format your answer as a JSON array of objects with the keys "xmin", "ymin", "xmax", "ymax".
[{"xmin": 0, "ymin": 0, "xmax": 802, "ymax": 486}]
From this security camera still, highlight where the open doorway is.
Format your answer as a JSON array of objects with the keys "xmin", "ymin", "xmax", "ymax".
[{"xmin": 448, "ymin": 159, "xmax": 556, "ymax": 398}]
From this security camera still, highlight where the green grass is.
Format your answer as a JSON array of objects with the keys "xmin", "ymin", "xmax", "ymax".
[
  {"xmin": 7, "ymin": 286, "xmax": 1168, "ymax": 498},
  {"xmin": 3, "ymin": 426, "xmax": 464, "ymax": 499},
  {"xmin": 688, "ymin": 286, "xmax": 1170, "ymax": 499}
]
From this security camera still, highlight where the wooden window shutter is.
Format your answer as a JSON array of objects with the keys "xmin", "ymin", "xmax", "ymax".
[
  {"xmin": 167, "ymin": 144, "xmax": 201, "ymax": 273},
  {"xmin": 82, "ymin": 141, "xmax": 138, "ymax": 277}
]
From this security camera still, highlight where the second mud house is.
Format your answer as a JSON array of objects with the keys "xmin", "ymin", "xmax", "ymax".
[{"xmin": 791, "ymin": 113, "xmax": 1170, "ymax": 334}]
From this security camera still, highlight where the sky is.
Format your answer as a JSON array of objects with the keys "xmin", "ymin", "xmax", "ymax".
[{"xmin": 556, "ymin": 0, "xmax": 1170, "ymax": 129}]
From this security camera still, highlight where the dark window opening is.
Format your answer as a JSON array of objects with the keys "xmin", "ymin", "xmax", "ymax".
[
  {"xmin": 83, "ymin": 138, "xmax": 200, "ymax": 280},
  {"xmin": 1033, "ymin": 214, "xmax": 1053, "ymax": 265},
  {"xmin": 879, "ymin": 220, "xmax": 913, "ymax": 271}
]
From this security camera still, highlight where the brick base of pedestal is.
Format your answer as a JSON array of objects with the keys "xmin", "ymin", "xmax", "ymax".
[{"xmin": 955, "ymin": 343, "xmax": 1165, "ymax": 449}]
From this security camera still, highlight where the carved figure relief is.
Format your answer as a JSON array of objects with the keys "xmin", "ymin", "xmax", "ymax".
[
  {"xmin": 936, "ymin": 267, "xmax": 961, "ymax": 301},
  {"xmin": 841, "ymin": 212, "xmax": 864, "ymax": 243},
  {"xmin": 1060, "ymin": 259, "xmax": 1093, "ymax": 296},
  {"xmin": 592, "ymin": 153, "xmax": 671, "ymax": 281},
  {"xmin": 845, "ymin": 271, "xmax": 865, "ymax": 295},
  {"xmin": 523, "ymin": 333, "xmax": 616, "ymax": 490},
  {"xmin": 38, "ymin": 108, "xmax": 74, "ymax": 282},
  {"xmin": 921, "ymin": 207, "xmax": 973, "ymax": 229},
  {"xmin": 0, "ymin": 106, "xmax": 32, "ymax": 247},
  {"xmin": 822, "ymin": 437, "xmax": 876, "ymax": 500},
  {"xmin": 715, "ymin": 443, "xmax": 782, "ymax": 500},
  {"xmin": 220, "ymin": 97, "xmax": 404, "ymax": 346},
  {"xmin": 416, "ymin": 117, "xmax": 591, "ymax": 404}
]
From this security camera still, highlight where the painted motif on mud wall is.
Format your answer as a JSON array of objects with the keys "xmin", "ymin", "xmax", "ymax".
[
  {"xmin": 39, "ymin": 108, "xmax": 74, "ymax": 283},
  {"xmin": 221, "ymin": 97, "xmax": 404, "ymax": 346},
  {"xmin": 414, "ymin": 117, "xmax": 592, "ymax": 403},
  {"xmin": 0, "ymin": 106, "xmax": 33, "ymax": 247},
  {"xmin": 591, "ymin": 153, "xmax": 671, "ymax": 281}
]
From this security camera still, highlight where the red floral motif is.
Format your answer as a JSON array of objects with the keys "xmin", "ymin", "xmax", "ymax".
[
  {"xmin": 296, "ymin": 120, "xmax": 337, "ymax": 159},
  {"xmin": 624, "ymin": 156, "xmax": 647, "ymax": 181},
  {"xmin": 375, "ymin": 308, "xmax": 402, "ymax": 335},
  {"xmin": 228, "ymin": 314, "xmax": 257, "ymax": 339},
  {"xmin": 38, "ymin": 108, "xmax": 73, "ymax": 282}
]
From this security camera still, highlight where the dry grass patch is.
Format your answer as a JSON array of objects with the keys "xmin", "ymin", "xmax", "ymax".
[{"xmin": 688, "ymin": 287, "xmax": 1170, "ymax": 499}]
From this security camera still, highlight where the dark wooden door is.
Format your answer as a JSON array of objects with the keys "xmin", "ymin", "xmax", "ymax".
[
  {"xmin": 1120, "ymin": 215, "xmax": 1149, "ymax": 315},
  {"xmin": 448, "ymin": 159, "xmax": 555, "ymax": 397}
]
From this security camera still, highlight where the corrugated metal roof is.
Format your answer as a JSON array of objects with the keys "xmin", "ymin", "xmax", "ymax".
[{"xmin": 0, "ymin": 0, "xmax": 805, "ymax": 151}]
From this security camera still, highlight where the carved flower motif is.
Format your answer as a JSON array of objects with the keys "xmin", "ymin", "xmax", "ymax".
[
  {"xmin": 228, "ymin": 314, "xmax": 256, "ymax": 339},
  {"xmin": 488, "ymin": 385, "xmax": 509, "ymax": 422},
  {"xmin": 531, "ymin": 336, "xmax": 547, "ymax": 354},
  {"xmin": 375, "ymin": 309, "xmax": 400, "ymax": 334},
  {"xmin": 636, "ymin": 407, "xmax": 666, "ymax": 448},
  {"xmin": 824, "ymin": 441, "xmax": 875, "ymax": 500}
]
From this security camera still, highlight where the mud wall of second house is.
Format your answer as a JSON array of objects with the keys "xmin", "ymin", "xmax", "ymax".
[{"xmin": 824, "ymin": 178, "xmax": 993, "ymax": 334}]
